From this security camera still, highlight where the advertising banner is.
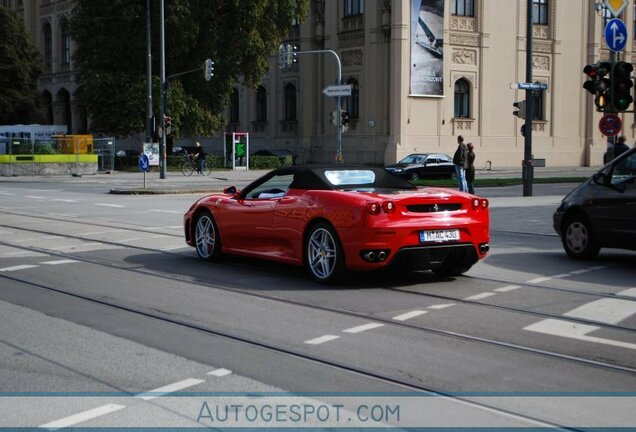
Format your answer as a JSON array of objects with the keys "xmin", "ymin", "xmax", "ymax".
[{"xmin": 410, "ymin": 0, "xmax": 444, "ymax": 96}]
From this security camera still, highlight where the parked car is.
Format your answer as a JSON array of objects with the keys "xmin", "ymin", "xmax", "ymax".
[
  {"xmin": 184, "ymin": 165, "xmax": 490, "ymax": 284},
  {"xmin": 553, "ymin": 147, "xmax": 636, "ymax": 259},
  {"xmin": 172, "ymin": 145, "xmax": 198, "ymax": 156},
  {"xmin": 115, "ymin": 149, "xmax": 140, "ymax": 157},
  {"xmin": 385, "ymin": 153, "xmax": 456, "ymax": 181}
]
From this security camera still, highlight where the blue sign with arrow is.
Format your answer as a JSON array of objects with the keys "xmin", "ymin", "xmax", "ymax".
[
  {"xmin": 604, "ymin": 18, "xmax": 627, "ymax": 52},
  {"xmin": 138, "ymin": 154, "xmax": 150, "ymax": 172}
]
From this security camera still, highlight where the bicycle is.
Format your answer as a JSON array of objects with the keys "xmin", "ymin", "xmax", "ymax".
[{"xmin": 180, "ymin": 154, "xmax": 210, "ymax": 176}]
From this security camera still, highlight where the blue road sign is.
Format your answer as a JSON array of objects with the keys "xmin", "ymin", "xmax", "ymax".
[
  {"xmin": 138, "ymin": 154, "xmax": 150, "ymax": 172},
  {"xmin": 604, "ymin": 18, "xmax": 627, "ymax": 52}
]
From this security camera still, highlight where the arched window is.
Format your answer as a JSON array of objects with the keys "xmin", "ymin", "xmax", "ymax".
[
  {"xmin": 532, "ymin": 0, "xmax": 548, "ymax": 25},
  {"xmin": 256, "ymin": 86, "xmax": 267, "ymax": 122},
  {"xmin": 43, "ymin": 22, "xmax": 52, "ymax": 73},
  {"xmin": 284, "ymin": 83, "xmax": 296, "ymax": 121},
  {"xmin": 344, "ymin": 0, "xmax": 364, "ymax": 17},
  {"xmin": 60, "ymin": 18, "xmax": 71, "ymax": 66},
  {"xmin": 344, "ymin": 78, "xmax": 359, "ymax": 119},
  {"xmin": 451, "ymin": 0, "xmax": 474, "ymax": 17},
  {"xmin": 229, "ymin": 88, "xmax": 239, "ymax": 123},
  {"xmin": 454, "ymin": 78, "xmax": 470, "ymax": 118}
]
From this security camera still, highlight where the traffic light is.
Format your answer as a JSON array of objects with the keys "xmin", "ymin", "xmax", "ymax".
[
  {"xmin": 513, "ymin": 100, "xmax": 526, "ymax": 119},
  {"xmin": 292, "ymin": 45, "xmax": 298, "ymax": 66},
  {"xmin": 341, "ymin": 111, "xmax": 350, "ymax": 126},
  {"xmin": 611, "ymin": 61, "xmax": 633, "ymax": 112},
  {"xmin": 204, "ymin": 59, "xmax": 214, "ymax": 81},
  {"xmin": 583, "ymin": 62, "xmax": 611, "ymax": 112},
  {"xmin": 330, "ymin": 110, "xmax": 338, "ymax": 126},
  {"xmin": 164, "ymin": 116, "xmax": 173, "ymax": 135}
]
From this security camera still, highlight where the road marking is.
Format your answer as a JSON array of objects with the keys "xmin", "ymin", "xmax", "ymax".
[
  {"xmin": 464, "ymin": 292, "xmax": 497, "ymax": 301},
  {"xmin": 392, "ymin": 310, "xmax": 427, "ymax": 321},
  {"xmin": 564, "ymin": 295, "xmax": 636, "ymax": 325},
  {"xmin": 526, "ymin": 277, "xmax": 552, "ymax": 284},
  {"xmin": 80, "ymin": 230, "xmax": 126, "ymax": 236},
  {"xmin": 551, "ymin": 273, "xmax": 571, "ymax": 279},
  {"xmin": 621, "ymin": 288, "xmax": 636, "ymax": 298},
  {"xmin": 95, "ymin": 203, "xmax": 125, "ymax": 208},
  {"xmin": 0, "ymin": 264, "xmax": 38, "ymax": 272},
  {"xmin": 40, "ymin": 259, "xmax": 80, "ymax": 265},
  {"xmin": 342, "ymin": 323, "xmax": 384, "ymax": 334},
  {"xmin": 208, "ymin": 368, "xmax": 232, "ymax": 377},
  {"xmin": 570, "ymin": 269, "xmax": 592, "ymax": 275},
  {"xmin": 160, "ymin": 245, "xmax": 185, "ymax": 251},
  {"xmin": 524, "ymin": 319, "xmax": 636, "ymax": 351},
  {"xmin": 494, "ymin": 285, "xmax": 521, "ymax": 292},
  {"xmin": 305, "ymin": 335, "xmax": 340, "ymax": 345},
  {"xmin": 118, "ymin": 237, "xmax": 141, "ymax": 243},
  {"xmin": 51, "ymin": 199, "xmax": 77, "ymax": 203},
  {"xmin": 589, "ymin": 265, "xmax": 607, "ymax": 271},
  {"xmin": 40, "ymin": 403, "xmax": 126, "ymax": 430},
  {"xmin": 0, "ymin": 191, "xmax": 15, "ymax": 196},
  {"xmin": 150, "ymin": 209, "xmax": 182, "ymax": 214},
  {"xmin": 136, "ymin": 378, "xmax": 205, "ymax": 401},
  {"xmin": 25, "ymin": 195, "xmax": 45, "ymax": 199},
  {"xmin": 428, "ymin": 304, "xmax": 455, "ymax": 310}
]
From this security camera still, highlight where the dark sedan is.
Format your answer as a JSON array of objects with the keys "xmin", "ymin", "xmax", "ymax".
[
  {"xmin": 385, "ymin": 153, "xmax": 456, "ymax": 181},
  {"xmin": 553, "ymin": 147, "xmax": 636, "ymax": 259}
]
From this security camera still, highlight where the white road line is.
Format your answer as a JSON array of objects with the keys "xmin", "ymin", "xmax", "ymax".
[
  {"xmin": 392, "ymin": 310, "xmax": 427, "ymax": 321},
  {"xmin": 305, "ymin": 335, "xmax": 340, "ymax": 345},
  {"xmin": 80, "ymin": 230, "xmax": 126, "ymax": 236},
  {"xmin": 526, "ymin": 277, "xmax": 552, "ymax": 284},
  {"xmin": 207, "ymin": 368, "xmax": 232, "ymax": 377},
  {"xmin": 564, "ymin": 296, "xmax": 636, "ymax": 325},
  {"xmin": 95, "ymin": 203, "xmax": 125, "ymax": 208},
  {"xmin": 40, "ymin": 259, "xmax": 80, "ymax": 265},
  {"xmin": 589, "ymin": 265, "xmax": 607, "ymax": 271},
  {"xmin": 0, "ymin": 264, "xmax": 39, "ymax": 272},
  {"xmin": 118, "ymin": 238, "xmax": 141, "ymax": 243},
  {"xmin": 39, "ymin": 403, "xmax": 126, "ymax": 430},
  {"xmin": 25, "ymin": 195, "xmax": 45, "ymax": 199},
  {"xmin": 621, "ymin": 288, "xmax": 636, "ymax": 298},
  {"xmin": 570, "ymin": 269, "xmax": 592, "ymax": 275},
  {"xmin": 136, "ymin": 378, "xmax": 205, "ymax": 401},
  {"xmin": 0, "ymin": 192, "xmax": 15, "ymax": 196},
  {"xmin": 551, "ymin": 273, "xmax": 571, "ymax": 279},
  {"xmin": 51, "ymin": 199, "xmax": 77, "ymax": 203},
  {"xmin": 160, "ymin": 245, "xmax": 185, "ymax": 251},
  {"xmin": 494, "ymin": 285, "xmax": 521, "ymax": 293},
  {"xmin": 342, "ymin": 323, "xmax": 384, "ymax": 334},
  {"xmin": 150, "ymin": 209, "xmax": 182, "ymax": 214},
  {"xmin": 464, "ymin": 292, "xmax": 497, "ymax": 301},
  {"xmin": 428, "ymin": 303, "xmax": 455, "ymax": 310},
  {"xmin": 524, "ymin": 319, "xmax": 636, "ymax": 351}
]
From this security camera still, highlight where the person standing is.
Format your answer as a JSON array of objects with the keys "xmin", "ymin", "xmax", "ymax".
[
  {"xmin": 465, "ymin": 143, "xmax": 476, "ymax": 194},
  {"xmin": 453, "ymin": 135, "xmax": 468, "ymax": 192}
]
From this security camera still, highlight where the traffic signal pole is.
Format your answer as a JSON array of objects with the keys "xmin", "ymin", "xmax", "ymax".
[
  {"xmin": 159, "ymin": 0, "xmax": 167, "ymax": 179},
  {"xmin": 522, "ymin": 0, "xmax": 533, "ymax": 197}
]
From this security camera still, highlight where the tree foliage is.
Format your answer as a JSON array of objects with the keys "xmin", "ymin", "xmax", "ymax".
[
  {"xmin": 70, "ymin": 0, "xmax": 308, "ymax": 137},
  {"xmin": 0, "ymin": 6, "xmax": 44, "ymax": 124}
]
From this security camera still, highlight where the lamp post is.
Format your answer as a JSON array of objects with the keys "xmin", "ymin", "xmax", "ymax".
[
  {"xmin": 145, "ymin": 0, "xmax": 152, "ymax": 144},
  {"xmin": 159, "ymin": 0, "xmax": 167, "ymax": 179}
]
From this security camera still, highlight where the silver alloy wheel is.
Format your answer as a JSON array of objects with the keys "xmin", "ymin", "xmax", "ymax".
[
  {"xmin": 195, "ymin": 214, "xmax": 216, "ymax": 259},
  {"xmin": 307, "ymin": 227, "xmax": 337, "ymax": 279},
  {"xmin": 565, "ymin": 220, "xmax": 588, "ymax": 254}
]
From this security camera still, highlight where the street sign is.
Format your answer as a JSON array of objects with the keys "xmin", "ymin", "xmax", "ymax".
[
  {"xmin": 516, "ymin": 82, "xmax": 548, "ymax": 91},
  {"xmin": 322, "ymin": 84, "xmax": 352, "ymax": 97},
  {"xmin": 604, "ymin": 18, "xmax": 627, "ymax": 52},
  {"xmin": 599, "ymin": 113, "xmax": 622, "ymax": 137},
  {"xmin": 605, "ymin": 0, "xmax": 628, "ymax": 17},
  {"xmin": 138, "ymin": 154, "xmax": 150, "ymax": 172}
]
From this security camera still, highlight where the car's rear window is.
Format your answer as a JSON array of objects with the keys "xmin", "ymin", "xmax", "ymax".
[{"xmin": 325, "ymin": 170, "xmax": 375, "ymax": 186}]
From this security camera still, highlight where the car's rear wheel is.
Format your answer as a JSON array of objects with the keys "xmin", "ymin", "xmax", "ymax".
[
  {"xmin": 194, "ymin": 211, "xmax": 221, "ymax": 261},
  {"xmin": 305, "ymin": 222, "xmax": 344, "ymax": 284},
  {"xmin": 562, "ymin": 214, "xmax": 600, "ymax": 259},
  {"xmin": 409, "ymin": 172, "xmax": 420, "ymax": 182}
]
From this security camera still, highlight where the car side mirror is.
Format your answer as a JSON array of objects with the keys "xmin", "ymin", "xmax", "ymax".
[
  {"xmin": 592, "ymin": 172, "xmax": 608, "ymax": 185},
  {"xmin": 223, "ymin": 186, "xmax": 239, "ymax": 197}
]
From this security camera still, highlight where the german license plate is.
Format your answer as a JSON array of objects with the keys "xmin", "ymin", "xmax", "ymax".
[{"xmin": 419, "ymin": 229, "xmax": 460, "ymax": 243}]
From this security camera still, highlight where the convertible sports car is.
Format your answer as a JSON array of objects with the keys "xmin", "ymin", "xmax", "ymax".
[{"xmin": 184, "ymin": 165, "xmax": 489, "ymax": 283}]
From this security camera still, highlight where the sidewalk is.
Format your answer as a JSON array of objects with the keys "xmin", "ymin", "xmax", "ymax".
[{"xmin": 0, "ymin": 165, "xmax": 599, "ymax": 195}]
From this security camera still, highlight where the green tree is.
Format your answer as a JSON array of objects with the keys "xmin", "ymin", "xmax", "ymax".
[
  {"xmin": 70, "ymin": 0, "xmax": 307, "ymax": 137},
  {"xmin": 0, "ymin": 6, "xmax": 44, "ymax": 124}
]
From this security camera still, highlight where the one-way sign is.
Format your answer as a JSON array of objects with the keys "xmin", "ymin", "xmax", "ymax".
[{"xmin": 322, "ymin": 84, "xmax": 352, "ymax": 97}]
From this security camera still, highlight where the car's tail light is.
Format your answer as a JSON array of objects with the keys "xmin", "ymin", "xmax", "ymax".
[
  {"xmin": 382, "ymin": 201, "xmax": 396, "ymax": 213},
  {"xmin": 471, "ymin": 198, "xmax": 489, "ymax": 209},
  {"xmin": 366, "ymin": 202, "xmax": 381, "ymax": 215}
]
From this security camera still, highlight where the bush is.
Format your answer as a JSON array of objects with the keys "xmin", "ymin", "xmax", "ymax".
[{"xmin": 249, "ymin": 155, "xmax": 293, "ymax": 169}]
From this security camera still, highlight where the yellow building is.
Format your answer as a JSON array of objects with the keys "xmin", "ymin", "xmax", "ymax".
[{"xmin": 7, "ymin": 0, "xmax": 633, "ymax": 167}]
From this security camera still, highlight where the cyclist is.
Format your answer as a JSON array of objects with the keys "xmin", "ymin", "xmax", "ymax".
[{"xmin": 193, "ymin": 141, "xmax": 206, "ymax": 173}]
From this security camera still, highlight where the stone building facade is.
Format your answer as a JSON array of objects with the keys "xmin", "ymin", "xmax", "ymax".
[{"xmin": 7, "ymin": 0, "xmax": 633, "ymax": 167}]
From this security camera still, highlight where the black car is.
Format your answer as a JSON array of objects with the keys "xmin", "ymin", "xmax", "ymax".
[
  {"xmin": 385, "ymin": 153, "xmax": 456, "ymax": 181},
  {"xmin": 553, "ymin": 147, "xmax": 636, "ymax": 259}
]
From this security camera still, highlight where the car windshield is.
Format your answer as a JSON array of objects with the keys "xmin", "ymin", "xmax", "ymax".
[
  {"xmin": 325, "ymin": 170, "xmax": 376, "ymax": 186},
  {"xmin": 399, "ymin": 155, "xmax": 424, "ymax": 164}
]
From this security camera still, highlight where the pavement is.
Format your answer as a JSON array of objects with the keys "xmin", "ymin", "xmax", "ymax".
[{"xmin": 0, "ymin": 165, "xmax": 600, "ymax": 195}]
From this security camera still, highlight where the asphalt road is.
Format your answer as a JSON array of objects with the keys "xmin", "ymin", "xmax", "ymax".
[{"xmin": 0, "ymin": 175, "xmax": 634, "ymax": 429}]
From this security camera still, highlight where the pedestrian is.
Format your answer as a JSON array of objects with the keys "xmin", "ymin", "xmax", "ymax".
[
  {"xmin": 193, "ymin": 141, "xmax": 206, "ymax": 173},
  {"xmin": 466, "ymin": 143, "xmax": 476, "ymax": 194},
  {"xmin": 604, "ymin": 135, "xmax": 629, "ymax": 163},
  {"xmin": 453, "ymin": 135, "xmax": 468, "ymax": 192}
]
